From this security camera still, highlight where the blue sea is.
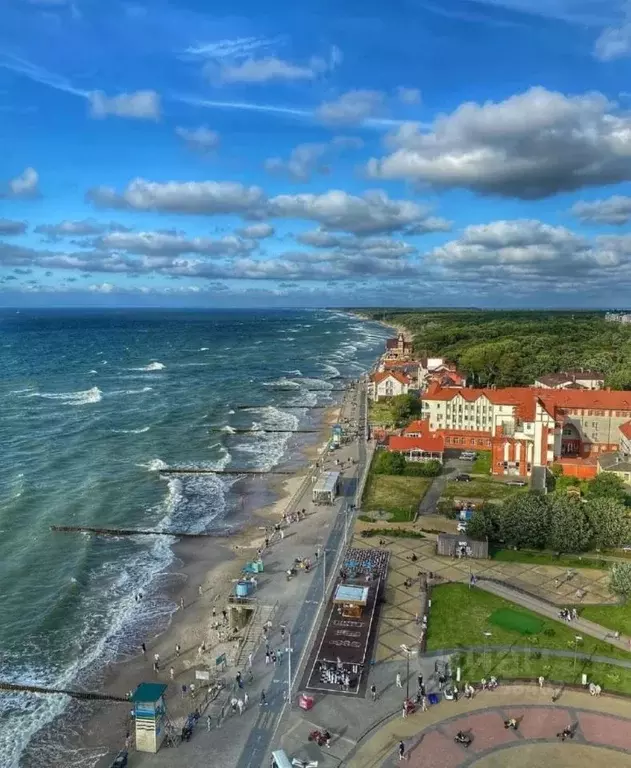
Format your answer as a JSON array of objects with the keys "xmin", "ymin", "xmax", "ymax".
[{"xmin": 0, "ymin": 308, "xmax": 388, "ymax": 767}]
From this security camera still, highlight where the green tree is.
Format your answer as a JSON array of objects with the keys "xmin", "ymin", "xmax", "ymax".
[
  {"xmin": 390, "ymin": 393, "xmax": 421, "ymax": 425},
  {"xmin": 404, "ymin": 459, "xmax": 442, "ymax": 477},
  {"xmin": 547, "ymin": 496, "xmax": 592, "ymax": 553},
  {"xmin": 585, "ymin": 497, "xmax": 631, "ymax": 549},
  {"xmin": 609, "ymin": 563, "xmax": 631, "ymax": 598},
  {"xmin": 373, "ymin": 450, "xmax": 406, "ymax": 475},
  {"xmin": 466, "ymin": 503, "xmax": 501, "ymax": 541},
  {"xmin": 499, "ymin": 493, "xmax": 551, "ymax": 549},
  {"xmin": 586, "ymin": 473, "xmax": 628, "ymax": 502},
  {"xmin": 606, "ymin": 367, "xmax": 631, "ymax": 391}
]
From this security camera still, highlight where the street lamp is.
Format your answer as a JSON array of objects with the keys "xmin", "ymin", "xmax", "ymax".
[
  {"xmin": 286, "ymin": 630, "xmax": 293, "ymax": 704},
  {"xmin": 400, "ymin": 644, "xmax": 417, "ymax": 702},
  {"xmin": 573, "ymin": 635, "xmax": 583, "ymax": 673},
  {"xmin": 482, "ymin": 632, "xmax": 492, "ymax": 675}
]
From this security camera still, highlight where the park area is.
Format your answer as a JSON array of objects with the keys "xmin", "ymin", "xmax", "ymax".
[
  {"xmin": 362, "ymin": 474, "xmax": 431, "ymax": 522},
  {"xmin": 441, "ymin": 478, "xmax": 527, "ymax": 502}
]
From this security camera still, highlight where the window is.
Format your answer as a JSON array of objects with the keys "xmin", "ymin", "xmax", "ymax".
[
  {"xmin": 592, "ymin": 421, "xmax": 598, "ymax": 428},
  {"xmin": 588, "ymin": 410, "xmax": 593, "ymax": 416}
]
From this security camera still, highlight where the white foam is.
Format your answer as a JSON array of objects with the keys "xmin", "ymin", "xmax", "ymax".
[
  {"xmin": 322, "ymin": 363, "xmax": 341, "ymax": 379},
  {"xmin": 228, "ymin": 409, "xmax": 235, "ymax": 415},
  {"xmin": 263, "ymin": 377, "xmax": 300, "ymax": 388},
  {"xmin": 130, "ymin": 362, "xmax": 165, "ymax": 371},
  {"xmin": 200, "ymin": 347, "xmax": 209, "ymax": 351},
  {"xmin": 140, "ymin": 458, "xmax": 168, "ymax": 471},
  {"xmin": 111, "ymin": 426, "xmax": 151, "ymax": 434},
  {"xmin": 29, "ymin": 386, "xmax": 102, "ymax": 406},
  {"xmin": 88, "ymin": 370, "xmax": 98, "ymax": 374},
  {"xmin": 221, "ymin": 425, "xmax": 237, "ymax": 434},
  {"xmin": 284, "ymin": 370, "xmax": 302, "ymax": 376},
  {"xmin": 110, "ymin": 386, "xmax": 153, "ymax": 396},
  {"xmin": 9, "ymin": 387, "xmax": 34, "ymax": 395}
]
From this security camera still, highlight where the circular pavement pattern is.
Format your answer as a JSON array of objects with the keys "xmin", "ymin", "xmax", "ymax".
[{"xmin": 393, "ymin": 705, "xmax": 631, "ymax": 767}]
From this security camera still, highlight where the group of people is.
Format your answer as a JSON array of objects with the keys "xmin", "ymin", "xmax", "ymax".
[{"xmin": 558, "ymin": 607, "xmax": 579, "ymax": 622}]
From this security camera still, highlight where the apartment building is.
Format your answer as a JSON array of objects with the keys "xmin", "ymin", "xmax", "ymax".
[
  {"xmin": 533, "ymin": 369, "xmax": 605, "ymax": 390},
  {"xmin": 368, "ymin": 371, "xmax": 411, "ymax": 401},
  {"xmin": 421, "ymin": 382, "xmax": 631, "ymax": 478}
]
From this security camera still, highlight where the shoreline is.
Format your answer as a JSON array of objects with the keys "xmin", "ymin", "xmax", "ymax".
[{"xmin": 34, "ymin": 398, "xmax": 343, "ymax": 767}]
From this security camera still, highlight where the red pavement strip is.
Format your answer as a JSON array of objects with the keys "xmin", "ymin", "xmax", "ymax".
[{"xmin": 402, "ymin": 706, "xmax": 631, "ymax": 767}]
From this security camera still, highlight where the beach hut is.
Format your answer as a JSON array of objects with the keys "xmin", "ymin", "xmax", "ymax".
[
  {"xmin": 436, "ymin": 533, "xmax": 488, "ymax": 559},
  {"xmin": 312, "ymin": 471, "xmax": 340, "ymax": 504},
  {"xmin": 131, "ymin": 682, "xmax": 168, "ymax": 753}
]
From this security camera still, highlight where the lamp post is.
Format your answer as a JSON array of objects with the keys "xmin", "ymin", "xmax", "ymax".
[
  {"xmin": 286, "ymin": 630, "xmax": 292, "ymax": 705},
  {"xmin": 482, "ymin": 632, "xmax": 492, "ymax": 675},
  {"xmin": 573, "ymin": 635, "xmax": 583, "ymax": 673},
  {"xmin": 400, "ymin": 644, "xmax": 417, "ymax": 702}
]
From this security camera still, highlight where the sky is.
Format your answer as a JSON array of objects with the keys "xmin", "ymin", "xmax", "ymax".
[{"xmin": 3, "ymin": 0, "xmax": 631, "ymax": 308}]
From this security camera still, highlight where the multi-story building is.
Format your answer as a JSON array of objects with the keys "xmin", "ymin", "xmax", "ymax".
[
  {"xmin": 421, "ymin": 382, "xmax": 631, "ymax": 479},
  {"xmin": 385, "ymin": 333, "xmax": 414, "ymax": 360},
  {"xmin": 368, "ymin": 371, "xmax": 411, "ymax": 401},
  {"xmin": 533, "ymin": 370, "xmax": 605, "ymax": 390}
]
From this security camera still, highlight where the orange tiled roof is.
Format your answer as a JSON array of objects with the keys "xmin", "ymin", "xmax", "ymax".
[
  {"xmin": 403, "ymin": 419, "xmax": 431, "ymax": 435},
  {"xmin": 389, "ymin": 434, "xmax": 445, "ymax": 453},
  {"xmin": 620, "ymin": 421, "xmax": 631, "ymax": 440},
  {"xmin": 371, "ymin": 371, "xmax": 410, "ymax": 386}
]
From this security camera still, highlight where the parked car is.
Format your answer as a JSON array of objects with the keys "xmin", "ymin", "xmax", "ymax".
[
  {"xmin": 455, "ymin": 473, "xmax": 471, "ymax": 482},
  {"xmin": 460, "ymin": 451, "xmax": 477, "ymax": 461},
  {"xmin": 506, "ymin": 479, "xmax": 527, "ymax": 487}
]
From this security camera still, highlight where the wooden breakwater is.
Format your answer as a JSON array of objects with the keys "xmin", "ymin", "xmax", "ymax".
[
  {"xmin": 0, "ymin": 680, "xmax": 128, "ymax": 702},
  {"xmin": 235, "ymin": 405, "xmax": 327, "ymax": 409},
  {"xmin": 210, "ymin": 428, "xmax": 319, "ymax": 434},
  {"xmin": 50, "ymin": 525, "xmax": 224, "ymax": 538},
  {"xmin": 158, "ymin": 468, "xmax": 295, "ymax": 475}
]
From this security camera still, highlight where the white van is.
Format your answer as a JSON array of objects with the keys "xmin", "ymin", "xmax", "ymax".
[{"xmin": 271, "ymin": 749, "xmax": 293, "ymax": 768}]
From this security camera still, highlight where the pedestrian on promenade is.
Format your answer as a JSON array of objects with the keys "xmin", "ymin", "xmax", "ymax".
[
  {"xmin": 237, "ymin": 699, "xmax": 244, "ymax": 715},
  {"xmin": 417, "ymin": 674, "xmax": 423, "ymax": 688},
  {"xmin": 421, "ymin": 695, "xmax": 428, "ymax": 712},
  {"xmin": 222, "ymin": 609, "xmax": 228, "ymax": 623},
  {"xmin": 169, "ymin": 667, "xmax": 175, "ymax": 681},
  {"xmin": 280, "ymin": 528, "xmax": 285, "ymax": 540},
  {"xmin": 154, "ymin": 652, "xmax": 160, "ymax": 665},
  {"xmin": 265, "ymin": 537, "xmax": 269, "ymax": 549},
  {"xmin": 280, "ymin": 625, "xmax": 286, "ymax": 640},
  {"xmin": 248, "ymin": 652, "xmax": 253, "ymax": 668},
  {"xmin": 231, "ymin": 697, "xmax": 238, "ymax": 714},
  {"xmin": 371, "ymin": 684, "xmax": 377, "ymax": 701},
  {"xmin": 141, "ymin": 642, "xmax": 146, "ymax": 656},
  {"xmin": 260, "ymin": 690, "xmax": 267, "ymax": 706},
  {"xmin": 198, "ymin": 585, "xmax": 203, "ymax": 597},
  {"xmin": 153, "ymin": 661, "xmax": 159, "ymax": 674},
  {"xmin": 175, "ymin": 643, "xmax": 181, "ymax": 657},
  {"xmin": 190, "ymin": 683, "xmax": 196, "ymax": 698},
  {"xmin": 398, "ymin": 741, "xmax": 406, "ymax": 761},
  {"xmin": 538, "ymin": 676, "xmax": 544, "ymax": 689},
  {"xmin": 206, "ymin": 715, "xmax": 212, "ymax": 731},
  {"xmin": 180, "ymin": 597, "xmax": 184, "ymax": 610},
  {"xmin": 212, "ymin": 607, "xmax": 216, "ymax": 620},
  {"xmin": 271, "ymin": 651, "xmax": 277, "ymax": 667},
  {"xmin": 236, "ymin": 671, "xmax": 243, "ymax": 688},
  {"xmin": 181, "ymin": 684, "xmax": 187, "ymax": 698},
  {"xmin": 244, "ymin": 692, "xmax": 249, "ymax": 708},
  {"xmin": 277, "ymin": 649, "xmax": 283, "ymax": 665},
  {"xmin": 396, "ymin": 673, "xmax": 402, "ymax": 688},
  {"xmin": 265, "ymin": 650, "xmax": 270, "ymax": 665},
  {"xmin": 402, "ymin": 701, "xmax": 407, "ymax": 718}
]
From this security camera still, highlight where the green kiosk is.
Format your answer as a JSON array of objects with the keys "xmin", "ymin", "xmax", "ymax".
[{"xmin": 132, "ymin": 682, "xmax": 168, "ymax": 754}]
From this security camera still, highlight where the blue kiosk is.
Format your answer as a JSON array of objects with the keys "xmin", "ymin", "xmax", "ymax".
[{"xmin": 132, "ymin": 682, "xmax": 168, "ymax": 753}]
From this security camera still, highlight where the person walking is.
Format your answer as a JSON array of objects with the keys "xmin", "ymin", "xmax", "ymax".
[
  {"xmin": 396, "ymin": 673, "xmax": 402, "ymax": 688},
  {"xmin": 153, "ymin": 652, "xmax": 160, "ymax": 665},
  {"xmin": 212, "ymin": 607, "xmax": 216, "ymax": 620},
  {"xmin": 421, "ymin": 695, "xmax": 428, "ymax": 712},
  {"xmin": 417, "ymin": 674, "xmax": 423, "ymax": 689},
  {"xmin": 169, "ymin": 667, "xmax": 175, "ymax": 681},
  {"xmin": 180, "ymin": 597, "xmax": 184, "ymax": 610},
  {"xmin": 265, "ymin": 650, "xmax": 271, "ymax": 665},
  {"xmin": 244, "ymin": 692, "xmax": 249, "ymax": 708},
  {"xmin": 260, "ymin": 690, "xmax": 267, "ymax": 706},
  {"xmin": 141, "ymin": 642, "xmax": 146, "ymax": 657},
  {"xmin": 402, "ymin": 701, "xmax": 407, "ymax": 719},
  {"xmin": 175, "ymin": 643, "xmax": 181, "ymax": 657},
  {"xmin": 206, "ymin": 714, "xmax": 212, "ymax": 731},
  {"xmin": 247, "ymin": 652, "xmax": 253, "ymax": 668},
  {"xmin": 371, "ymin": 684, "xmax": 377, "ymax": 702},
  {"xmin": 237, "ymin": 698, "xmax": 244, "ymax": 715},
  {"xmin": 398, "ymin": 741, "xmax": 406, "ymax": 761},
  {"xmin": 538, "ymin": 676, "xmax": 544, "ymax": 689},
  {"xmin": 198, "ymin": 585, "xmax": 203, "ymax": 597}
]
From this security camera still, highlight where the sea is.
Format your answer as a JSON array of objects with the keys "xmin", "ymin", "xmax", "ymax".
[{"xmin": 0, "ymin": 308, "xmax": 389, "ymax": 768}]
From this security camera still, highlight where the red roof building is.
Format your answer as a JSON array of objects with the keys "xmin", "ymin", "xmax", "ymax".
[{"xmin": 388, "ymin": 434, "xmax": 445, "ymax": 462}]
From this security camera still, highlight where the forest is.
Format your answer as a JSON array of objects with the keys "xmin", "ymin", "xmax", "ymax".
[{"xmin": 360, "ymin": 309, "xmax": 631, "ymax": 389}]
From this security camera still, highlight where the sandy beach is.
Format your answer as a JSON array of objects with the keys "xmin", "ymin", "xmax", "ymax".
[{"xmin": 31, "ymin": 400, "xmax": 344, "ymax": 768}]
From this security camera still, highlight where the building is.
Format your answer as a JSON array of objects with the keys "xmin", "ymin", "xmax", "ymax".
[
  {"xmin": 368, "ymin": 371, "xmax": 411, "ymax": 401},
  {"xmin": 597, "ymin": 452, "xmax": 631, "ymax": 484},
  {"xmin": 619, "ymin": 420, "xmax": 631, "ymax": 455},
  {"xmin": 388, "ymin": 430, "xmax": 445, "ymax": 463},
  {"xmin": 385, "ymin": 332, "xmax": 414, "ymax": 360},
  {"xmin": 534, "ymin": 370, "xmax": 605, "ymax": 390},
  {"xmin": 606, "ymin": 312, "xmax": 631, "ymax": 324},
  {"xmin": 421, "ymin": 382, "xmax": 631, "ymax": 479},
  {"xmin": 378, "ymin": 359, "xmax": 422, "ymax": 387}
]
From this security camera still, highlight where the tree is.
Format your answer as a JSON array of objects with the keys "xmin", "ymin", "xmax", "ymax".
[
  {"xmin": 551, "ymin": 464, "xmax": 564, "ymax": 478},
  {"xmin": 466, "ymin": 504, "xmax": 501, "ymax": 541},
  {"xmin": 390, "ymin": 393, "xmax": 421, "ymax": 425},
  {"xmin": 585, "ymin": 497, "xmax": 631, "ymax": 550},
  {"xmin": 609, "ymin": 563, "xmax": 631, "ymax": 599},
  {"xmin": 373, "ymin": 450, "xmax": 406, "ymax": 475},
  {"xmin": 606, "ymin": 366, "xmax": 631, "ymax": 391},
  {"xmin": 547, "ymin": 496, "xmax": 592, "ymax": 553},
  {"xmin": 404, "ymin": 459, "xmax": 442, "ymax": 477},
  {"xmin": 586, "ymin": 472, "xmax": 628, "ymax": 502},
  {"xmin": 499, "ymin": 493, "xmax": 551, "ymax": 549}
]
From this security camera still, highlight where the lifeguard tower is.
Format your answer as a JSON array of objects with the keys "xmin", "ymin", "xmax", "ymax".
[{"xmin": 131, "ymin": 682, "xmax": 168, "ymax": 753}]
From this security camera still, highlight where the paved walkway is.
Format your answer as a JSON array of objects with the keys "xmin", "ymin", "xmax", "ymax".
[
  {"xmin": 476, "ymin": 579, "xmax": 631, "ymax": 653},
  {"xmin": 343, "ymin": 686, "xmax": 631, "ymax": 768}
]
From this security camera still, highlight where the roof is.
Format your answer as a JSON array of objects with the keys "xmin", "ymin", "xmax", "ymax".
[
  {"xmin": 389, "ymin": 433, "xmax": 445, "ymax": 453},
  {"xmin": 334, "ymin": 584, "xmax": 369, "ymax": 604},
  {"xmin": 535, "ymin": 373, "xmax": 573, "ymax": 387},
  {"xmin": 620, "ymin": 421, "xmax": 631, "ymax": 440},
  {"xmin": 371, "ymin": 371, "xmax": 410, "ymax": 386},
  {"xmin": 423, "ymin": 383, "xmax": 631, "ymax": 421},
  {"xmin": 313, "ymin": 471, "xmax": 340, "ymax": 493},
  {"xmin": 403, "ymin": 419, "xmax": 431, "ymax": 435},
  {"xmin": 131, "ymin": 683, "xmax": 168, "ymax": 702},
  {"xmin": 598, "ymin": 452, "xmax": 631, "ymax": 473}
]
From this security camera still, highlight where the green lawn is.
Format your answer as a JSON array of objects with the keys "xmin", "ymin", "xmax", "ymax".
[
  {"xmin": 368, "ymin": 400, "xmax": 397, "ymax": 425},
  {"xmin": 472, "ymin": 451, "xmax": 492, "ymax": 475},
  {"xmin": 491, "ymin": 548, "xmax": 611, "ymax": 570},
  {"xmin": 426, "ymin": 583, "xmax": 630, "ymax": 660},
  {"xmin": 455, "ymin": 650, "xmax": 631, "ymax": 695},
  {"xmin": 581, "ymin": 602, "xmax": 631, "ymax": 638},
  {"xmin": 442, "ymin": 479, "xmax": 525, "ymax": 501},
  {"xmin": 362, "ymin": 474, "xmax": 431, "ymax": 522}
]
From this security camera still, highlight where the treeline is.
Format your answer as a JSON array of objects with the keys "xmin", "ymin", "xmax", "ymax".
[
  {"xmin": 467, "ymin": 474, "xmax": 631, "ymax": 553},
  {"xmin": 361, "ymin": 309, "xmax": 631, "ymax": 389}
]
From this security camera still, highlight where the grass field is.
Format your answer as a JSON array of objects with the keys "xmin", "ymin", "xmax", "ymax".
[
  {"xmin": 455, "ymin": 650, "xmax": 631, "ymax": 695},
  {"xmin": 362, "ymin": 474, "xmax": 431, "ymax": 522},
  {"xmin": 472, "ymin": 451, "xmax": 492, "ymax": 475},
  {"xmin": 426, "ymin": 583, "xmax": 630, "ymax": 660},
  {"xmin": 442, "ymin": 479, "xmax": 525, "ymax": 501},
  {"xmin": 581, "ymin": 602, "xmax": 631, "ymax": 638},
  {"xmin": 491, "ymin": 548, "xmax": 611, "ymax": 570},
  {"xmin": 489, "ymin": 608, "xmax": 544, "ymax": 635},
  {"xmin": 368, "ymin": 400, "xmax": 397, "ymax": 425}
]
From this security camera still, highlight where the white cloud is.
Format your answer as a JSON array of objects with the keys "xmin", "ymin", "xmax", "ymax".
[
  {"xmin": 397, "ymin": 87, "xmax": 421, "ymax": 105},
  {"xmin": 572, "ymin": 195, "xmax": 631, "ymax": 225},
  {"xmin": 594, "ymin": 4, "xmax": 631, "ymax": 61},
  {"xmin": 264, "ymin": 143, "xmax": 328, "ymax": 182},
  {"xmin": 175, "ymin": 126, "xmax": 220, "ymax": 152},
  {"xmin": 235, "ymin": 223, "xmax": 275, "ymax": 239},
  {"xmin": 184, "ymin": 36, "xmax": 275, "ymax": 59},
  {"xmin": 316, "ymin": 90, "xmax": 385, "ymax": 126},
  {"xmin": 35, "ymin": 219, "xmax": 129, "ymax": 239},
  {"xmin": 4, "ymin": 167, "xmax": 39, "ymax": 199},
  {"xmin": 0, "ymin": 219, "xmax": 27, "ymax": 235},
  {"xmin": 97, "ymin": 230, "xmax": 254, "ymax": 257},
  {"xmin": 212, "ymin": 56, "xmax": 319, "ymax": 84},
  {"xmin": 367, "ymin": 86, "xmax": 631, "ymax": 199},
  {"xmin": 89, "ymin": 90, "xmax": 161, "ymax": 120},
  {"xmin": 87, "ymin": 178, "xmax": 266, "ymax": 215}
]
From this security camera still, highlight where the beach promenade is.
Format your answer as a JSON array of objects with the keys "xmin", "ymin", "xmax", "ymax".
[{"xmin": 129, "ymin": 374, "xmax": 371, "ymax": 767}]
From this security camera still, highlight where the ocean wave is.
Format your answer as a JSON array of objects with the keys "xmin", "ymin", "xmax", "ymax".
[
  {"xmin": 111, "ymin": 426, "xmax": 151, "ymax": 434},
  {"xmin": 284, "ymin": 369, "xmax": 303, "ymax": 376},
  {"xmin": 263, "ymin": 377, "xmax": 300, "ymax": 388},
  {"xmin": 130, "ymin": 362, "xmax": 165, "ymax": 371},
  {"xmin": 109, "ymin": 386, "xmax": 153, "ymax": 396},
  {"xmin": 139, "ymin": 458, "xmax": 168, "ymax": 471},
  {"xmin": 228, "ymin": 409, "xmax": 235, "ymax": 415},
  {"xmin": 9, "ymin": 387, "xmax": 34, "ymax": 395},
  {"xmin": 221, "ymin": 425, "xmax": 237, "ymax": 434},
  {"xmin": 200, "ymin": 347, "xmax": 209, "ymax": 351},
  {"xmin": 295, "ymin": 376, "xmax": 333, "ymax": 390},
  {"xmin": 28, "ymin": 387, "xmax": 102, "ymax": 406},
  {"xmin": 322, "ymin": 363, "xmax": 341, "ymax": 379},
  {"xmin": 88, "ymin": 370, "xmax": 98, "ymax": 374}
]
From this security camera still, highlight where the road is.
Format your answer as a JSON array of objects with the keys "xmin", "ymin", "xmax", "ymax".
[{"xmin": 235, "ymin": 379, "xmax": 368, "ymax": 768}]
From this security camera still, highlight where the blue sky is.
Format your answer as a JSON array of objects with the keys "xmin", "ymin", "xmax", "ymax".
[{"xmin": 2, "ymin": 0, "xmax": 631, "ymax": 307}]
